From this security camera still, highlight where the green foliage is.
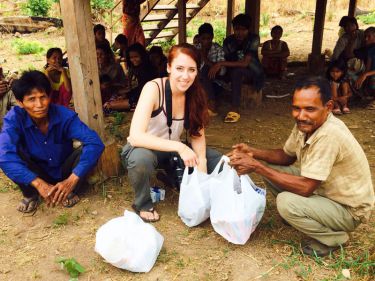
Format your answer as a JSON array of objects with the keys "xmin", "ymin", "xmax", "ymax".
[
  {"xmin": 90, "ymin": 0, "xmax": 115, "ymax": 10},
  {"xmin": 11, "ymin": 39, "xmax": 44, "ymax": 55},
  {"xmin": 53, "ymin": 212, "xmax": 69, "ymax": 227},
  {"xmin": 56, "ymin": 257, "xmax": 85, "ymax": 280},
  {"xmin": 25, "ymin": 0, "xmax": 52, "ymax": 17},
  {"xmin": 260, "ymin": 13, "xmax": 270, "ymax": 27},
  {"xmin": 357, "ymin": 12, "xmax": 375, "ymax": 25}
]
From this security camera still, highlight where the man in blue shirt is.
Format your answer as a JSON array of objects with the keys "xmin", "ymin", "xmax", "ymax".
[{"xmin": 0, "ymin": 70, "xmax": 105, "ymax": 213}]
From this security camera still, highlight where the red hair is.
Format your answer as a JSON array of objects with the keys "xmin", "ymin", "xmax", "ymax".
[{"xmin": 168, "ymin": 43, "xmax": 209, "ymax": 137}]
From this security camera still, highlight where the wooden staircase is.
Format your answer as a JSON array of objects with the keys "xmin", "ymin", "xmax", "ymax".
[{"xmin": 110, "ymin": 0, "xmax": 210, "ymax": 46}]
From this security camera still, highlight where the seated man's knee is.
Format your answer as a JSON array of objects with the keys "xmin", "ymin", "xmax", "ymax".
[{"xmin": 276, "ymin": 192, "xmax": 298, "ymax": 218}]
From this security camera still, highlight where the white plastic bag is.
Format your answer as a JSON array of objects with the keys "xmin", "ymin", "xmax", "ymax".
[
  {"xmin": 210, "ymin": 156, "xmax": 266, "ymax": 245},
  {"xmin": 95, "ymin": 210, "xmax": 164, "ymax": 272},
  {"xmin": 178, "ymin": 167, "xmax": 212, "ymax": 227}
]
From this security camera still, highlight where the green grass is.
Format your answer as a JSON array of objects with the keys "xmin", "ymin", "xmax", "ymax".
[
  {"xmin": 53, "ymin": 212, "xmax": 69, "ymax": 227},
  {"xmin": 357, "ymin": 12, "xmax": 375, "ymax": 25},
  {"xmin": 11, "ymin": 39, "xmax": 44, "ymax": 55}
]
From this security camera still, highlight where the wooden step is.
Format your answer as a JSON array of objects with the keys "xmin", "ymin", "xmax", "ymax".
[
  {"xmin": 145, "ymin": 30, "xmax": 177, "ymax": 39},
  {"xmin": 153, "ymin": 4, "xmax": 200, "ymax": 10},
  {"xmin": 142, "ymin": 21, "xmax": 179, "ymax": 31},
  {"xmin": 143, "ymin": 14, "xmax": 192, "ymax": 22}
]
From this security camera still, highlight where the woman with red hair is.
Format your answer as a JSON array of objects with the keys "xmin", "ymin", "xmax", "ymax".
[{"xmin": 121, "ymin": 43, "xmax": 222, "ymax": 222}]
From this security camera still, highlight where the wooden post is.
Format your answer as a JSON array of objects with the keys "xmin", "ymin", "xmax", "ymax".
[
  {"xmin": 245, "ymin": 0, "xmax": 260, "ymax": 35},
  {"xmin": 60, "ymin": 0, "xmax": 104, "ymax": 138},
  {"xmin": 308, "ymin": 0, "xmax": 327, "ymax": 74},
  {"xmin": 60, "ymin": 0, "xmax": 120, "ymax": 178},
  {"xmin": 178, "ymin": 0, "xmax": 186, "ymax": 44},
  {"xmin": 348, "ymin": 0, "xmax": 357, "ymax": 17},
  {"xmin": 226, "ymin": 0, "xmax": 235, "ymax": 36}
]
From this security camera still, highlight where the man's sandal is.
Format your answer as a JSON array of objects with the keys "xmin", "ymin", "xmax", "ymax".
[
  {"xmin": 17, "ymin": 196, "xmax": 39, "ymax": 213},
  {"xmin": 62, "ymin": 193, "xmax": 80, "ymax": 208},
  {"xmin": 224, "ymin": 111, "xmax": 240, "ymax": 123},
  {"xmin": 301, "ymin": 238, "xmax": 340, "ymax": 257},
  {"xmin": 366, "ymin": 102, "xmax": 375, "ymax": 110},
  {"xmin": 132, "ymin": 204, "xmax": 160, "ymax": 223}
]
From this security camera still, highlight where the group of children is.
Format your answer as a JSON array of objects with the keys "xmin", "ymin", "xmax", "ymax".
[
  {"xmin": 3, "ymin": 15, "xmax": 375, "ymax": 122},
  {"xmin": 327, "ymin": 21, "xmax": 375, "ymax": 114}
]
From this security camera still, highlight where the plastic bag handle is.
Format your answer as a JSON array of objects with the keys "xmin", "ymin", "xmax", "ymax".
[{"xmin": 211, "ymin": 155, "xmax": 230, "ymax": 176}]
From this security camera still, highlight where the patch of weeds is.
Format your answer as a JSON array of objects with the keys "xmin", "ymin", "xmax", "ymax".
[
  {"xmin": 357, "ymin": 12, "xmax": 375, "ymax": 25},
  {"xmin": 260, "ymin": 216, "xmax": 275, "ymax": 229},
  {"xmin": 53, "ymin": 212, "xmax": 69, "ymax": 227},
  {"xmin": 31, "ymin": 270, "xmax": 42, "ymax": 279},
  {"xmin": 56, "ymin": 257, "xmax": 85, "ymax": 281},
  {"xmin": 198, "ymin": 228, "xmax": 209, "ymax": 239},
  {"xmin": 11, "ymin": 39, "xmax": 44, "ymax": 55},
  {"xmin": 222, "ymin": 247, "xmax": 230, "ymax": 257},
  {"xmin": 294, "ymin": 263, "xmax": 312, "ymax": 280},
  {"xmin": 157, "ymin": 248, "xmax": 172, "ymax": 264},
  {"xmin": 327, "ymin": 248, "xmax": 375, "ymax": 278},
  {"xmin": 176, "ymin": 258, "xmax": 185, "ymax": 269},
  {"xmin": 0, "ymin": 181, "xmax": 19, "ymax": 193},
  {"xmin": 260, "ymin": 13, "xmax": 270, "ymax": 27}
]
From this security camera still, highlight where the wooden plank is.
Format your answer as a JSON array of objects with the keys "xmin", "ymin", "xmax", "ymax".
[
  {"xmin": 226, "ymin": 0, "xmax": 234, "ymax": 36},
  {"xmin": 140, "ymin": 0, "xmax": 160, "ymax": 21},
  {"xmin": 59, "ymin": 0, "xmax": 105, "ymax": 139},
  {"xmin": 178, "ymin": 0, "xmax": 187, "ymax": 43},
  {"xmin": 143, "ymin": 21, "xmax": 179, "ymax": 31},
  {"xmin": 246, "ymin": 0, "xmax": 260, "ymax": 35},
  {"xmin": 143, "ymin": 14, "xmax": 169, "ymax": 21},
  {"xmin": 348, "ymin": 0, "xmax": 357, "ymax": 17},
  {"xmin": 145, "ymin": 29, "xmax": 178, "ymax": 39},
  {"xmin": 153, "ymin": 4, "xmax": 200, "ymax": 10}
]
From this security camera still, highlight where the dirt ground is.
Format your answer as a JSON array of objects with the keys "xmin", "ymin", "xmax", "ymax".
[{"xmin": 0, "ymin": 8, "xmax": 375, "ymax": 281}]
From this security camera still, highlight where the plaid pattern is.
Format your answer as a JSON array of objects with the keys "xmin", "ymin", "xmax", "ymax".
[{"xmin": 283, "ymin": 114, "xmax": 374, "ymax": 222}]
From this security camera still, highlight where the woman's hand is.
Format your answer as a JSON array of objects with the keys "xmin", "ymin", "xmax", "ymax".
[{"xmin": 178, "ymin": 144, "xmax": 199, "ymax": 167}]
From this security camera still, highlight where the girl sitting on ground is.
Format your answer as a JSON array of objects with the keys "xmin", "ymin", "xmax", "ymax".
[
  {"xmin": 44, "ymin": 48, "xmax": 72, "ymax": 107},
  {"xmin": 261, "ymin": 25, "xmax": 290, "ymax": 78},
  {"xmin": 326, "ymin": 60, "xmax": 352, "ymax": 114},
  {"xmin": 121, "ymin": 43, "xmax": 221, "ymax": 222},
  {"xmin": 149, "ymin": 46, "xmax": 168, "ymax": 78},
  {"xmin": 96, "ymin": 43, "xmax": 127, "ymax": 105},
  {"xmin": 104, "ymin": 43, "xmax": 156, "ymax": 111}
]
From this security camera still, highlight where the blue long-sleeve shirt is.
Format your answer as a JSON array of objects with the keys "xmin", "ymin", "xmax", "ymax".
[{"xmin": 0, "ymin": 104, "xmax": 105, "ymax": 185}]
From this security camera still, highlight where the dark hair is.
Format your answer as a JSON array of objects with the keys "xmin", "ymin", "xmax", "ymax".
[
  {"xmin": 126, "ymin": 43, "xmax": 150, "ymax": 68},
  {"xmin": 168, "ymin": 43, "xmax": 208, "ymax": 137},
  {"xmin": 271, "ymin": 25, "xmax": 283, "ymax": 33},
  {"xmin": 198, "ymin": 23, "xmax": 214, "ymax": 36},
  {"xmin": 365, "ymin": 26, "xmax": 375, "ymax": 35},
  {"xmin": 96, "ymin": 42, "xmax": 115, "ymax": 64},
  {"xmin": 12, "ymin": 70, "xmax": 51, "ymax": 101},
  {"xmin": 294, "ymin": 76, "xmax": 332, "ymax": 104},
  {"xmin": 232, "ymin": 14, "xmax": 251, "ymax": 29},
  {"xmin": 343, "ymin": 17, "xmax": 359, "ymax": 29},
  {"xmin": 115, "ymin": 34, "xmax": 128, "ymax": 46},
  {"xmin": 338, "ymin": 16, "xmax": 350, "ymax": 27},
  {"xmin": 326, "ymin": 60, "xmax": 347, "ymax": 82},
  {"xmin": 94, "ymin": 24, "xmax": 105, "ymax": 34},
  {"xmin": 46, "ymin": 47, "xmax": 63, "ymax": 59}
]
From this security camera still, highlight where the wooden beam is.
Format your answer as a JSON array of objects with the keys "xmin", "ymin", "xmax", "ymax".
[
  {"xmin": 348, "ymin": 0, "xmax": 357, "ymax": 17},
  {"xmin": 246, "ymin": 0, "xmax": 260, "ymax": 35},
  {"xmin": 311, "ymin": 0, "xmax": 327, "ymax": 56},
  {"xmin": 59, "ymin": 0, "xmax": 105, "ymax": 139},
  {"xmin": 178, "ymin": 0, "xmax": 186, "ymax": 43},
  {"xmin": 308, "ymin": 0, "xmax": 327, "ymax": 73},
  {"xmin": 226, "ymin": 0, "xmax": 234, "ymax": 36}
]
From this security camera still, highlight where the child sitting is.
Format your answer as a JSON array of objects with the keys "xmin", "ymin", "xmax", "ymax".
[
  {"xmin": 261, "ymin": 25, "xmax": 290, "ymax": 78},
  {"xmin": 326, "ymin": 60, "xmax": 352, "ymax": 114},
  {"xmin": 113, "ymin": 34, "xmax": 128, "ymax": 63},
  {"xmin": 149, "ymin": 46, "xmax": 168, "ymax": 78},
  {"xmin": 355, "ymin": 27, "xmax": 375, "ymax": 109},
  {"xmin": 94, "ymin": 24, "xmax": 111, "ymax": 48},
  {"xmin": 44, "ymin": 48, "xmax": 72, "ymax": 107}
]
